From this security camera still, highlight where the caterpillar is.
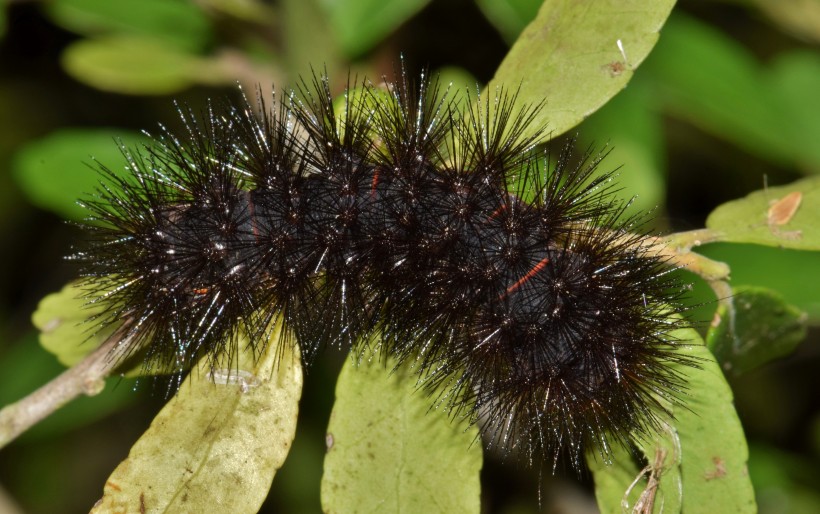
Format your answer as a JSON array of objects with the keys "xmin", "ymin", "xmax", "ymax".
[{"xmin": 73, "ymin": 67, "xmax": 691, "ymax": 470}]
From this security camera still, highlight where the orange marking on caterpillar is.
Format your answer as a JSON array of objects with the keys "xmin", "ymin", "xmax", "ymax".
[
  {"xmin": 370, "ymin": 167, "xmax": 382, "ymax": 198},
  {"xmin": 489, "ymin": 203, "xmax": 508, "ymax": 220},
  {"xmin": 501, "ymin": 257, "xmax": 550, "ymax": 299}
]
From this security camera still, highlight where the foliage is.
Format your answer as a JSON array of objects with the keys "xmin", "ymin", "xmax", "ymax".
[{"xmin": 1, "ymin": 0, "xmax": 819, "ymax": 513}]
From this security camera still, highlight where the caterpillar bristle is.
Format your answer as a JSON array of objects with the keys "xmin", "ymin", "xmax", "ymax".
[{"xmin": 73, "ymin": 64, "xmax": 692, "ymax": 472}]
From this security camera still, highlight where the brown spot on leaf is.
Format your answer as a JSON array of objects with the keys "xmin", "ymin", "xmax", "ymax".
[
  {"xmin": 605, "ymin": 61, "xmax": 626, "ymax": 77},
  {"xmin": 768, "ymin": 191, "xmax": 802, "ymax": 226},
  {"xmin": 704, "ymin": 456, "xmax": 727, "ymax": 480},
  {"xmin": 767, "ymin": 191, "xmax": 803, "ymax": 240}
]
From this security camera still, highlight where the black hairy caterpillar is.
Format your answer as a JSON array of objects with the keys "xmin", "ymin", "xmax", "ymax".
[{"xmin": 74, "ymin": 67, "xmax": 691, "ymax": 470}]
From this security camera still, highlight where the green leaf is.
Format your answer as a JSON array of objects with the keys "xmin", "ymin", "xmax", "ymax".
[
  {"xmin": 12, "ymin": 128, "xmax": 150, "ymax": 220},
  {"xmin": 673, "ymin": 335, "xmax": 756, "ymax": 513},
  {"xmin": 62, "ymin": 35, "xmax": 224, "ymax": 95},
  {"xmin": 769, "ymin": 51, "xmax": 820, "ymax": 172},
  {"xmin": 91, "ymin": 328, "xmax": 303, "ymax": 514},
  {"xmin": 579, "ymin": 74, "xmax": 666, "ymax": 214},
  {"xmin": 640, "ymin": 429, "xmax": 684, "ymax": 513},
  {"xmin": 317, "ymin": 0, "xmax": 432, "ymax": 58},
  {"xmin": 705, "ymin": 176, "xmax": 820, "ymax": 250},
  {"xmin": 32, "ymin": 282, "xmax": 117, "ymax": 369},
  {"xmin": 488, "ymin": 0, "xmax": 676, "ymax": 140},
  {"xmin": 589, "ymin": 430, "xmax": 684, "ymax": 514},
  {"xmin": 434, "ymin": 66, "xmax": 479, "ymax": 93},
  {"xmin": 475, "ymin": 0, "xmax": 542, "ymax": 44},
  {"xmin": 590, "ymin": 332, "xmax": 756, "ymax": 513},
  {"xmin": 696, "ymin": 243, "xmax": 820, "ymax": 322},
  {"xmin": 588, "ymin": 443, "xmax": 643, "ymax": 513},
  {"xmin": 32, "ymin": 281, "xmax": 175, "ymax": 378},
  {"xmin": 46, "ymin": 0, "xmax": 212, "ymax": 52},
  {"xmin": 201, "ymin": 0, "xmax": 277, "ymax": 24},
  {"xmin": 281, "ymin": 0, "xmax": 341, "ymax": 79},
  {"xmin": 706, "ymin": 286, "xmax": 808, "ymax": 376},
  {"xmin": 644, "ymin": 15, "xmax": 820, "ymax": 172},
  {"xmin": 644, "ymin": 14, "xmax": 794, "ymax": 166},
  {"xmin": 321, "ymin": 354, "xmax": 482, "ymax": 513}
]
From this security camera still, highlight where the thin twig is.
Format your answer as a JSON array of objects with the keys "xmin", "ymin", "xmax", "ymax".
[
  {"xmin": 647, "ymin": 232, "xmax": 730, "ymax": 283},
  {"xmin": 0, "ymin": 331, "xmax": 127, "ymax": 449}
]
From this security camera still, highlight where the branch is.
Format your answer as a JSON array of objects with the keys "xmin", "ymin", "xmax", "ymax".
[
  {"xmin": 0, "ymin": 331, "xmax": 128, "ymax": 449},
  {"xmin": 650, "ymin": 229, "xmax": 730, "ymax": 282}
]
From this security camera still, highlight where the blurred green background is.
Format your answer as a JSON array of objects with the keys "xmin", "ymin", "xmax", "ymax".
[{"xmin": 0, "ymin": 0, "xmax": 819, "ymax": 512}]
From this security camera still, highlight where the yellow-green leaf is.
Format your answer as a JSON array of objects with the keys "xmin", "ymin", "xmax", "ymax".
[
  {"xmin": 488, "ymin": 0, "xmax": 677, "ymax": 140},
  {"xmin": 32, "ymin": 281, "xmax": 115, "ymax": 368},
  {"xmin": 589, "ymin": 331, "xmax": 755, "ymax": 513},
  {"xmin": 91, "ymin": 327, "xmax": 302, "ymax": 514},
  {"xmin": 62, "ymin": 35, "xmax": 222, "ymax": 95},
  {"xmin": 321, "ymin": 354, "xmax": 482, "ymax": 513},
  {"xmin": 675, "ymin": 336, "xmax": 756, "ymax": 512},
  {"xmin": 317, "ymin": 0, "xmax": 432, "ymax": 58},
  {"xmin": 589, "ymin": 425, "xmax": 683, "ymax": 514},
  {"xmin": 705, "ymin": 176, "xmax": 820, "ymax": 250},
  {"xmin": 587, "ymin": 443, "xmax": 643, "ymax": 513}
]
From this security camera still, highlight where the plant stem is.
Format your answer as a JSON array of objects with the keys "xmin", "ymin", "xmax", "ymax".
[
  {"xmin": 662, "ymin": 228, "xmax": 727, "ymax": 252},
  {"xmin": 0, "ymin": 331, "xmax": 127, "ymax": 449}
]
